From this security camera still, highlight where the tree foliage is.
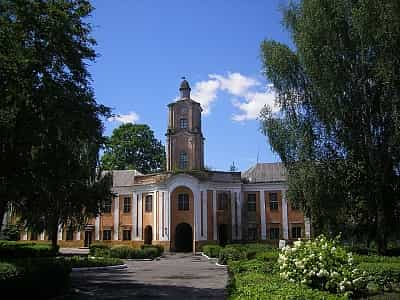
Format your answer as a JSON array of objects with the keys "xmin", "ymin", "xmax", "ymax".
[
  {"xmin": 101, "ymin": 123, "xmax": 165, "ymax": 174},
  {"xmin": 260, "ymin": 0, "xmax": 400, "ymax": 253},
  {"xmin": 0, "ymin": 0, "xmax": 113, "ymax": 248}
]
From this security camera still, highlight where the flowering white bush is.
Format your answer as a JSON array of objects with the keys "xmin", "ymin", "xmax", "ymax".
[{"xmin": 278, "ymin": 235, "xmax": 368, "ymax": 296}]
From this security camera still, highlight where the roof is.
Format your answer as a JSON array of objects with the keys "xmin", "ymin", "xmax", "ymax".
[
  {"xmin": 241, "ymin": 162, "xmax": 286, "ymax": 183},
  {"xmin": 103, "ymin": 170, "xmax": 143, "ymax": 187},
  {"xmin": 179, "ymin": 79, "xmax": 190, "ymax": 90}
]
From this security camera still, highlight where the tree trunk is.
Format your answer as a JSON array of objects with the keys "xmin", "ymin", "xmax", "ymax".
[{"xmin": 50, "ymin": 223, "xmax": 59, "ymax": 252}]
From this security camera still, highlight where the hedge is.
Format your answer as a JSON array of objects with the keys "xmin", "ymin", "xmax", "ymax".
[
  {"xmin": 358, "ymin": 262, "xmax": 400, "ymax": 290},
  {"xmin": 219, "ymin": 247, "xmax": 247, "ymax": 265},
  {"xmin": 0, "ymin": 258, "xmax": 71, "ymax": 297},
  {"xmin": 0, "ymin": 241, "xmax": 59, "ymax": 258},
  {"xmin": 141, "ymin": 244, "xmax": 164, "ymax": 256},
  {"xmin": 202, "ymin": 245, "xmax": 222, "ymax": 258},
  {"xmin": 89, "ymin": 243, "xmax": 111, "ymax": 257},
  {"xmin": 64, "ymin": 256, "xmax": 123, "ymax": 268}
]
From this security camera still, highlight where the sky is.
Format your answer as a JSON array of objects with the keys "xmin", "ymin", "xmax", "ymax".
[{"xmin": 89, "ymin": 0, "xmax": 292, "ymax": 172}]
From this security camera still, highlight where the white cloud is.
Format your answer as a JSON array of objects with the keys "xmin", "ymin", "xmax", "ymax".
[
  {"xmin": 192, "ymin": 79, "xmax": 220, "ymax": 115},
  {"xmin": 232, "ymin": 87, "xmax": 277, "ymax": 122},
  {"xmin": 209, "ymin": 72, "xmax": 259, "ymax": 96},
  {"xmin": 188, "ymin": 72, "xmax": 277, "ymax": 121},
  {"xmin": 108, "ymin": 111, "xmax": 140, "ymax": 124}
]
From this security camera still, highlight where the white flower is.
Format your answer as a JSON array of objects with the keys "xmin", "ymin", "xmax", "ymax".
[
  {"xmin": 294, "ymin": 240, "xmax": 302, "ymax": 248},
  {"xmin": 331, "ymin": 247, "xmax": 336, "ymax": 252}
]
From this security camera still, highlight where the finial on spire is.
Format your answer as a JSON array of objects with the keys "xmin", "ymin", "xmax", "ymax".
[{"xmin": 179, "ymin": 77, "xmax": 191, "ymax": 99}]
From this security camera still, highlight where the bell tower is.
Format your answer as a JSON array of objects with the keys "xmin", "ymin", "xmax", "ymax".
[{"xmin": 166, "ymin": 78, "xmax": 204, "ymax": 171}]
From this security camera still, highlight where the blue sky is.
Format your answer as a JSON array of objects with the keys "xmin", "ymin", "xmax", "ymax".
[{"xmin": 89, "ymin": 0, "xmax": 291, "ymax": 171}]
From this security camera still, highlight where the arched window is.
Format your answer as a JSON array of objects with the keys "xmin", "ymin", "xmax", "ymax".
[
  {"xmin": 180, "ymin": 118, "xmax": 188, "ymax": 129},
  {"xmin": 178, "ymin": 193, "xmax": 189, "ymax": 211},
  {"xmin": 179, "ymin": 151, "xmax": 188, "ymax": 169},
  {"xmin": 145, "ymin": 195, "xmax": 153, "ymax": 212}
]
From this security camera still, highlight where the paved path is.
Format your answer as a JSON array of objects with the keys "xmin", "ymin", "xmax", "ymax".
[{"xmin": 62, "ymin": 253, "xmax": 228, "ymax": 299}]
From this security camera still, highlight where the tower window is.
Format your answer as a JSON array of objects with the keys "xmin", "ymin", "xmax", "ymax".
[
  {"xmin": 179, "ymin": 151, "xmax": 188, "ymax": 169},
  {"xmin": 269, "ymin": 192, "xmax": 278, "ymax": 210},
  {"xmin": 145, "ymin": 195, "xmax": 153, "ymax": 212},
  {"xmin": 178, "ymin": 193, "xmax": 189, "ymax": 210},
  {"xmin": 180, "ymin": 118, "xmax": 188, "ymax": 129}
]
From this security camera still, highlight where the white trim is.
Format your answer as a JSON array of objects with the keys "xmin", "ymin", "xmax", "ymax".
[
  {"xmin": 305, "ymin": 217, "xmax": 311, "ymax": 239},
  {"xmin": 57, "ymin": 224, "xmax": 63, "ymax": 241},
  {"xmin": 282, "ymin": 190, "xmax": 288, "ymax": 240},
  {"xmin": 138, "ymin": 192, "xmax": 143, "ymax": 240},
  {"xmin": 201, "ymin": 189, "xmax": 207, "ymax": 240},
  {"xmin": 22, "ymin": 231, "xmax": 28, "ymax": 240},
  {"xmin": 213, "ymin": 190, "xmax": 217, "ymax": 241},
  {"xmin": 76, "ymin": 231, "xmax": 81, "ymax": 241},
  {"xmin": 40, "ymin": 232, "xmax": 45, "ymax": 241},
  {"xmin": 95, "ymin": 216, "xmax": 100, "ymax": 241},
  {"xmin": 166, "ymin": 191, "xmax": 170, "ymax": 240},
  {"xmin": 132, "ymin": 192, "xmax": 137, "ymax": 240},
  {"xmin": 260, "ymin": 190, "xmax": 266, "ymax": 240},
  {"xmin": 113, "ymin": 195, "xmax": 119, "ymax": 240},
  {"xmin": 153, "ymin": 192, "xmax": 157, "ymax": 241},
  {"xmin": 231, "ymin": 190, "xmax": 236, "ymax": 240}
]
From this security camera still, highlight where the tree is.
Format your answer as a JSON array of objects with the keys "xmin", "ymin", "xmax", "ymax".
[
  {"xmin": 101, "ymin": 123, "xmax": 165, "ymax": 174},
  {"xmin": 260, "ymin": 0, "xmax": 400, "ymax": 253},
  {"xmin": 0, "ymin": 0, "xmax": 113, "ymax": 249}
]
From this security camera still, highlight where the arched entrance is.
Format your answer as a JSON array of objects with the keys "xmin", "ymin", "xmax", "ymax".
[
  {"xmin": 218, "ymin": 224, "xmax": 228, "ymax": 247},
  {"xmin": 175, "ymin": 223, "xmax": 193, "ymax": 252},
  {"xmin": 144, "ymin": 225, "xmax": 152, "ymax": 245}
]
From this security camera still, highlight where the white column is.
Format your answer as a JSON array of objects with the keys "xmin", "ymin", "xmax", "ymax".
[
  {"xmin": 201, "ymin": 190, "xmax": 207, "ymax": 240},
  {"xmin": 22, "ymin": 231, "xmax": 28, "ymax": 240},
  {"xmin": 213, "ymin": 190, "xmax": 217, "ymax": 240},
  {"xmin": 282, "ymin": 190, "xmax": 289, "ymax": 240},
  {"xmin": 138, "ymin": 192, "xmax": 143, "ymax": 240},
  {"xmin": 159, "ymin": 191, "xmax": 164, "ymax": 241},
  {"xmin": 57, "ymin": 224, "xmax": 63, "ymax": 241},
  {"xmin": 132, "ymin": 192, "xmax": 137, "ymax": 240},
  {"xmin": 95, "ymin": 216, "xmax": 100, "ymax": 241},
  {"xmin": 40, "ymin": 232, "xmax": 45, "ymax": 240},
  {"xmin": 1, "ymin": 211, "xmax": 7, "ymax": 231},
  {"xmin": 113, "ymin": 196, "xmax": 119, "ymax": 240},
  {"xmin": 153, "ymin": 192, "xmax": 157, "ymax": 241},
  {"xmin": 260, "ymin": 190, "xmax": 266, "ymax": 240},
  {"xmin": 305, "ymin": 217, "xmax": 311, "ymax": 239},
  {"xmin": 166, "ymin": 191, "xmax": 170, "ymax": 240},
  {"xmin": 76, "ymin": 231, "xmax": 81, "ymax": 241},
  {"xmin": 194, "ymin": 190, "xmax": 201, "ymax": 241}
]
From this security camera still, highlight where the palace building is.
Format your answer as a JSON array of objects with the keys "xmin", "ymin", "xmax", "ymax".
[{"xmin": 8, "ymin": 79, "xmax": 310, "ymax": 251}]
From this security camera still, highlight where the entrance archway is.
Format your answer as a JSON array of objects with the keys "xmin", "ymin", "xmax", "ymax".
[
  {"xmin": 218, "ymin": 224, "xmax": 228, "ymax": 247},
  {"xmin": 175, "ymin": 223, "xmax": 193, "ymax": 252},
  {"xmin": 144, "ymin": 225, "xmax": 152, "ymax": 245}
]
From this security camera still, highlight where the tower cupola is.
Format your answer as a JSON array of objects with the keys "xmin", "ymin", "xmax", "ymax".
[{"xmin": 179, "ymin": 77, "xmax": 191, "ymax": 99}]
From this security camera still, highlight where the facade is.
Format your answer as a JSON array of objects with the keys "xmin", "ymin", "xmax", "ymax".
[{"xmin": 9, "ymin": 79, "xmax": 310, "ymax": 251}]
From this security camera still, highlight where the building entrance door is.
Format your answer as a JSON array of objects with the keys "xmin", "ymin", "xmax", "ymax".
[
  {"xmin": 175, "ymin": 223, "xmax": 193, "ymax": 252},
  {"xmin": 84, "ymin": 230, "xmax": 92, "ymax": 247}
]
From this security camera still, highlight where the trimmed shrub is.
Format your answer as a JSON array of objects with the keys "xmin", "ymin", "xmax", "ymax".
[
  {"xmin": 64, "ymin": 256, "xmax": 123, "ymax": 268},
  {"xmin": 0, "ymin": 258, "xmax": 71, "ymax": 297},
  {"xmin": 0, "ymin": 241, "xmax": 59, "ymax": 258},
  {"xmin": 108, "ymin": 246, "xmax": 160, "ymax": 259},
  {"xmin": 358, "ymin": 262, "xmax": 400, "ymax": 290},
  {"xmin": 218, "ymin": 247, "xmax": 246, "ymax": 265},
  {"xmin": 202, "ymin": 245, "xmax": 222, "ymax": 258},
  {"xmin": 89, "ymin": 243, "xmax": 111, "ymax": 257},
  {"xmin": 141, "ymin": 244, "xmax": 164, "ymax": 256}
]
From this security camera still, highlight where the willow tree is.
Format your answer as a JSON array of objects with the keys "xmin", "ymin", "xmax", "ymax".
[
  {"xmin": 260, "ymin": 0, "xmax": 400, "ymax": 253},
  {"xmin": 0, "ymin": 0, "xmax": 112, "ymax": 249}
]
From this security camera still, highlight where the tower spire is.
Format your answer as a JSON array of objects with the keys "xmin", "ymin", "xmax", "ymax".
[{"xmin": 179, "ymin": 77, "xmax": 191, "ymax": 99}]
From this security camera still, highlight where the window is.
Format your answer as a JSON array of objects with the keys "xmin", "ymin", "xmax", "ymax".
[
  {"xmin": 248, "ymin": 225, "xmax": 257, "ymax": 241},
  {"xmin": 178, "ymin": 193, "xmax": 189, "ymax": 211},
  {"xmin": 103, "ymin": 230, "xmax": 112, "ymax": 241},
  {"xmin": 269, "ymin": 192, "xmax": 278, "ymax": 210},
  {"xmin": 103, "ymin": 198, "xmax": 112, "ymax": 213},
  {"xmin": 292, "ymin": 226, "xmax": 302, "ymax": 239},
  {"xmin": 123, "ymin": 197, "xmax": 131, "ymax": 213},
  {"xmin": 269, "ymin": 227, "xmax": 280, "ymax": 240},
  {"xmin": 145, "ymin": 195, "xmax": 153, "ymax": 212},
  {"xmin": 180, "ymin": 118, "xmax": 188, "ymax": 129},
  {"xmin": 179, "ymin": 151, "xmax": 188, "ymax": 169},
  {"xmin": 247, "ymin": 194, "xmax": 256, "ymax": 212},
  {"xmin": 217, "ymin": 192, "xmax": 229, "ymax": 210},
  {"xmin": 123, "ymin": 230, "xmax": 131, "ymax": 241},
  {"xmin": 66, "ymin": 229, "xmax": 74, "ymax": 241}
]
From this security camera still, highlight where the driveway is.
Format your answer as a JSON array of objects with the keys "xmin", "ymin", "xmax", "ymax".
[{"xmin": 61, "ymin": 253, "xmax": 228, "ymax": 299}]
